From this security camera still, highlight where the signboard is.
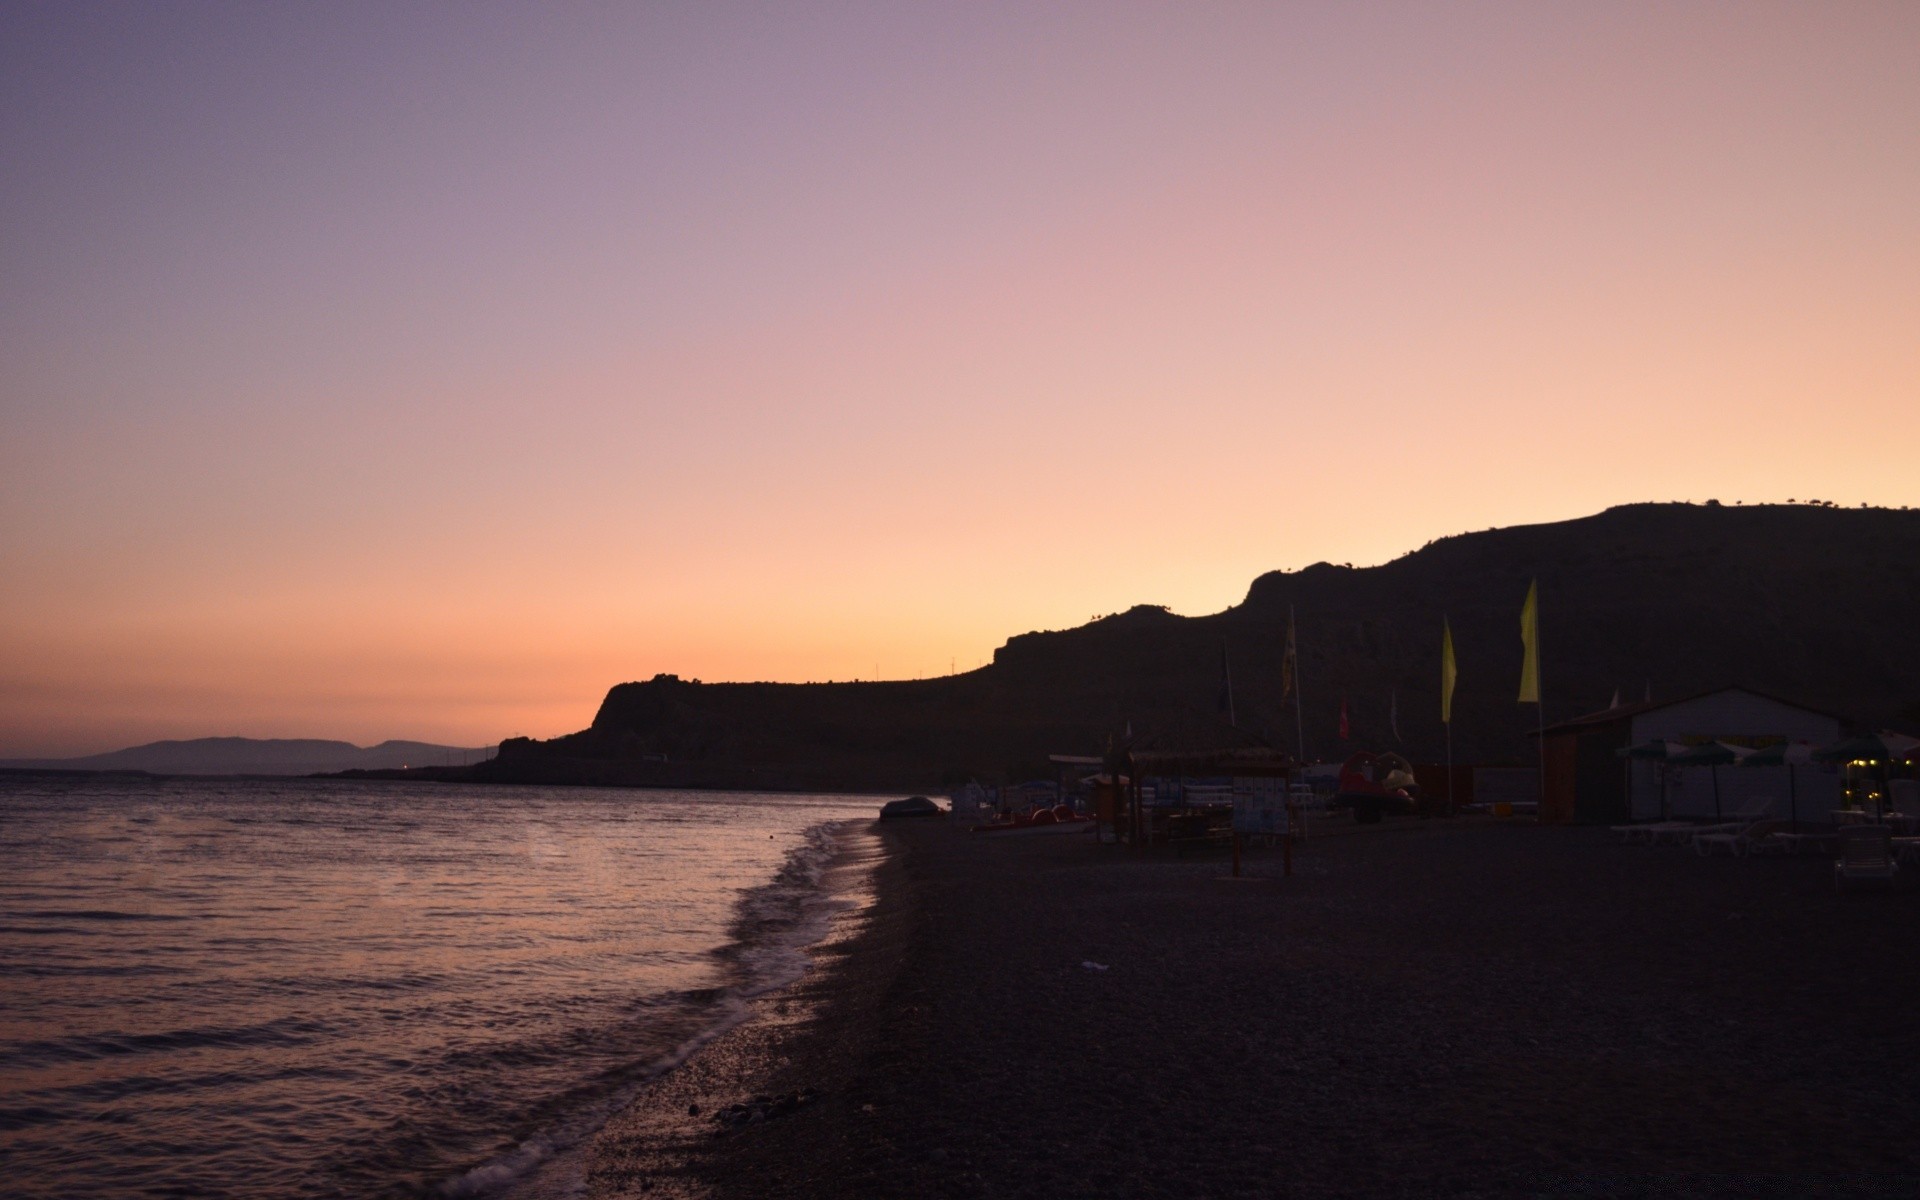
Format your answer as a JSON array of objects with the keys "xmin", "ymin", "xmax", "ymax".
[{"xmin": 1231, "ymin": 776, "xmax": 1291, "ymax": 835}]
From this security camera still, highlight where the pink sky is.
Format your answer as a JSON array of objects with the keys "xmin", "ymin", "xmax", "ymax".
[{"xmin": 3, "ymin": 3, "xmax": 1917, "ymax": 756}]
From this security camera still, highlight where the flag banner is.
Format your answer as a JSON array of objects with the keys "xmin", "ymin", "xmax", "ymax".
[
  {"xmin": 1281, "ymin": 610, "xmax": 1298, "ymax": 701},
  {"xmin": 1441, "ymin": 617, "xmax": 1458, "ymax": 724},
  {"xmin": 1518, "ymin": 579, "xmax": 1540, "ymax": 703},
  {"xmin": 1338, "ymin": 696, "xmax": 1350, "ymax": 740}
]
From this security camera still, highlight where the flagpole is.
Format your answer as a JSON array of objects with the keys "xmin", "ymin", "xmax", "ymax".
[
  {"xmin": 1228, "ymin": 655, "xmax": 1236, "ymax": 727},
  {"xmin": 1441, "ymin": 615, "xmax": 1457, "ymax": 815},
  {"xmin": 1221, "ymin": 642, "xmax": 1236, "ymax": 727},
  {"xmin": 1536, "ymin": 599, "xmax": 1547, "ymax": 816},
  {"xmin": 1517, "ymin": 580, "xmax": 1547, "ymax": 818},
  {"xmin": 1291, "ymin": 606, "xmax": 1307, "ymax": 763}
]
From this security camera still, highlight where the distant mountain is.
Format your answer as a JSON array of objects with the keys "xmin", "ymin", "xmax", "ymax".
[
  {"xmin": 477, "ymin": 503, "xmax": 1920, "ymax": 790},
  {"xmin": 2, "ymin": 737, "xmax": 490, "ymax": 777}
]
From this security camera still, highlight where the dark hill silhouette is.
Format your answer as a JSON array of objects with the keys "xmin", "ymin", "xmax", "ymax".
[
  {"xmin": 2, "ymin": 737, "xmax": 488, "ymax": 777},
  {"xmin": 479, "ymin": 503, "xmax": 1920, "ymax": 790}
]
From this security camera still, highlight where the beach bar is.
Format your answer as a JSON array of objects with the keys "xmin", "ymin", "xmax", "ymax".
[{"xmin": 1116, "ymin": 723, "xmax": 1297, "ymax": 875}]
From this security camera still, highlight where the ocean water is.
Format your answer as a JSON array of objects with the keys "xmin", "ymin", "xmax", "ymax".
[{"xmin": 0, "ymin": 776, "xmax": 882, "ymax": 1198}]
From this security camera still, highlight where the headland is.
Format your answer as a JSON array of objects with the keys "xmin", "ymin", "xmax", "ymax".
[{"xmin": 467, "ymin": 503, "xmax": 1920, "ymax": 794}]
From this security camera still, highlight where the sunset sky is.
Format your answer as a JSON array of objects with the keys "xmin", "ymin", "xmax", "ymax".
[{"xmin": 4, "ymin": 3, "xmax": 1917, "ymax": 756}]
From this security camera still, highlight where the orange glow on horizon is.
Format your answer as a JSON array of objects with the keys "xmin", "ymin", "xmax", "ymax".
[{"xmin": 3, "ymin": 4, "xmax": 1917, "ymax": 756}]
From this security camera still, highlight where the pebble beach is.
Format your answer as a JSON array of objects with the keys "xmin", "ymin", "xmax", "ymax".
[{"xmin": 585, "ymin": 815, "xmax": 1920, "ymax": 1198}]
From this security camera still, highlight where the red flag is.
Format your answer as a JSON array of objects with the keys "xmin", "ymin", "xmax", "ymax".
[{"xmin": 1338, "ymin": 696, "xmax": 1350, "ymax": 740}]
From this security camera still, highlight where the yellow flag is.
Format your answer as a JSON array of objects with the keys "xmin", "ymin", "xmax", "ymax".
[
  {"xmin": 1517, "ymin": 579, "xmax": 1540, "ymax": 703},
  {"xmin": 1441, "ymin": 617, "xmax": 1458, "ymax": 724}
]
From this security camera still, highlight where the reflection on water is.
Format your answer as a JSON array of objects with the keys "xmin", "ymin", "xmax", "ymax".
[{"xmin": 0, "ymin": 776, "xmax": 878, "ymax": 1198}]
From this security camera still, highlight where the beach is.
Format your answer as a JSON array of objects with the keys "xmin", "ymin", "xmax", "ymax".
[{"xmin": 586, "ymin": 815, "xmax": 1919, "ymax": 1198}]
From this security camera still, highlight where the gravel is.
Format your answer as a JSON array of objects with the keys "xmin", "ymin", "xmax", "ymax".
[{"xmin": 588, "ymin": 817, "xmax": 1920, "ymax": 1198}]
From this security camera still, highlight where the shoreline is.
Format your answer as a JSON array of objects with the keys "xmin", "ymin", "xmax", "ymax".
[
  {"xmin": 585, "ymin": 816, "xmax": 1918, "ymax": 1198},
  {"xmin": 576, "ymin": 818, "xmax": 910, "ymax": 1199}
]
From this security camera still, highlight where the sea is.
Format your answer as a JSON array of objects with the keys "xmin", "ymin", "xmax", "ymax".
[{"xmin": 0, "ymin": 775, "xmax": 884, "ymax": 1198}]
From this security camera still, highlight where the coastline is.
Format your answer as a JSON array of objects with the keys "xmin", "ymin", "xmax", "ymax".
[
  {"xmin": 586, "ymin": 816, "xmax": 1918, "ymax": 1198},
  {"xmin": 576, "ymin": 818, "xmax": 910, "ymax": 1199}
]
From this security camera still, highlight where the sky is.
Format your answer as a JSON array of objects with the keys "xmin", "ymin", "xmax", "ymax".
[{"xmin": 3, "ymin": 2, "xmax": 1917, "ymax": 757}]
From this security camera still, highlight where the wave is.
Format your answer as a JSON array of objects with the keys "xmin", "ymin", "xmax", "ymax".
[
  {"xmin": 432, "ymin": 817, "xmax": 876, "ymax": 1200},
  {"xmin": 6, "ymin": 909, "xmax": 193, "ymax": 922},
  {"xmin": 1, "ymin": 1014, "xmax": 336, "ymax": 1071}
]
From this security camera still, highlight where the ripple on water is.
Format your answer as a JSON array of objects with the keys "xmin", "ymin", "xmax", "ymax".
[{"xmin": 0, "ymin": 776, "xmax": 881, "ymax": 1199}]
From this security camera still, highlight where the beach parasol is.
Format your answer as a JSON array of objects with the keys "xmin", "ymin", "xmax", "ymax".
[
  {"xmin": 1811, "ymin": 731, "xmax": 1920, "ymax": 764},
  {"xmin": 1666, "ymin": 742, "xmax": 1737, "ymax": 821},
  {"xmin": 1813, "ymin": 732, "xmax": 1920, "ymax": 816},
  {"xmin": 1739, "ymin": 740, "xmax": 1814, "ymax": 830}
]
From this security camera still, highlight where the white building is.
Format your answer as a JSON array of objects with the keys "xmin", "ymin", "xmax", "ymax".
[{"xmin": 1540, "ymin": 687, "xmax": 1845, "ymax": 824}]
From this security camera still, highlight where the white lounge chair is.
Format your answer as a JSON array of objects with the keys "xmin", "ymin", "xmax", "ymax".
[
  {"xmin": 1612, "ymin": 820, "xmax": 1690, "ymax": 844},
  {"xmin": 1835, "ymin": 825, "xmax": 1899, "ymax": 892},
  {"xmin": 1692, "ymin": 820, "xmax": 1783, "ymax": 857}
]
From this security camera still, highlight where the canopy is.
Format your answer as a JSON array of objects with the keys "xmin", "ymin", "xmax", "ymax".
[{"xmin": 1616, "ymin": 738, "xmax": 1672, "ymax": 760}]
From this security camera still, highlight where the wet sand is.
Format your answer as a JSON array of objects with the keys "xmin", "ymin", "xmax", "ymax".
[{"xmin": 586, "ymin": 817, "xmax": 1920, "ymax": 1198}]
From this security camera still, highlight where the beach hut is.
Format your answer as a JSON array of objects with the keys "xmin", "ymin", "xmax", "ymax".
[{"xmin": 1538, "ymin": 687, "xmax": 1846, "ymax": 823}]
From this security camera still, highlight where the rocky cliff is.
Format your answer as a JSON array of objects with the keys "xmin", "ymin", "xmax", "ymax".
[{"xmin": 479, "ymin": 503, "xmax": 1920, "ymax": 790}]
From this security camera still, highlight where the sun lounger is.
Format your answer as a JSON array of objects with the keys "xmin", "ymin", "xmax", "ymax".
[
  {"xmin": 1760, "ymin": 831, "xmax": 1834, "ymax": 857},
  {"xmin": 1605, "ymin": 821, "xmax": 1681, "ymax": 840},
  {"xmin": 1834, "ymin": 825, "xmax": 1898, "ymax": 892},
  {"xmin": 1611, "ymin": 820, "xmax": 1695, "ymax": 845},
  {"xmin": 1692, "ymin": 820, "xmax": 1779, "ymax": 857}
]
